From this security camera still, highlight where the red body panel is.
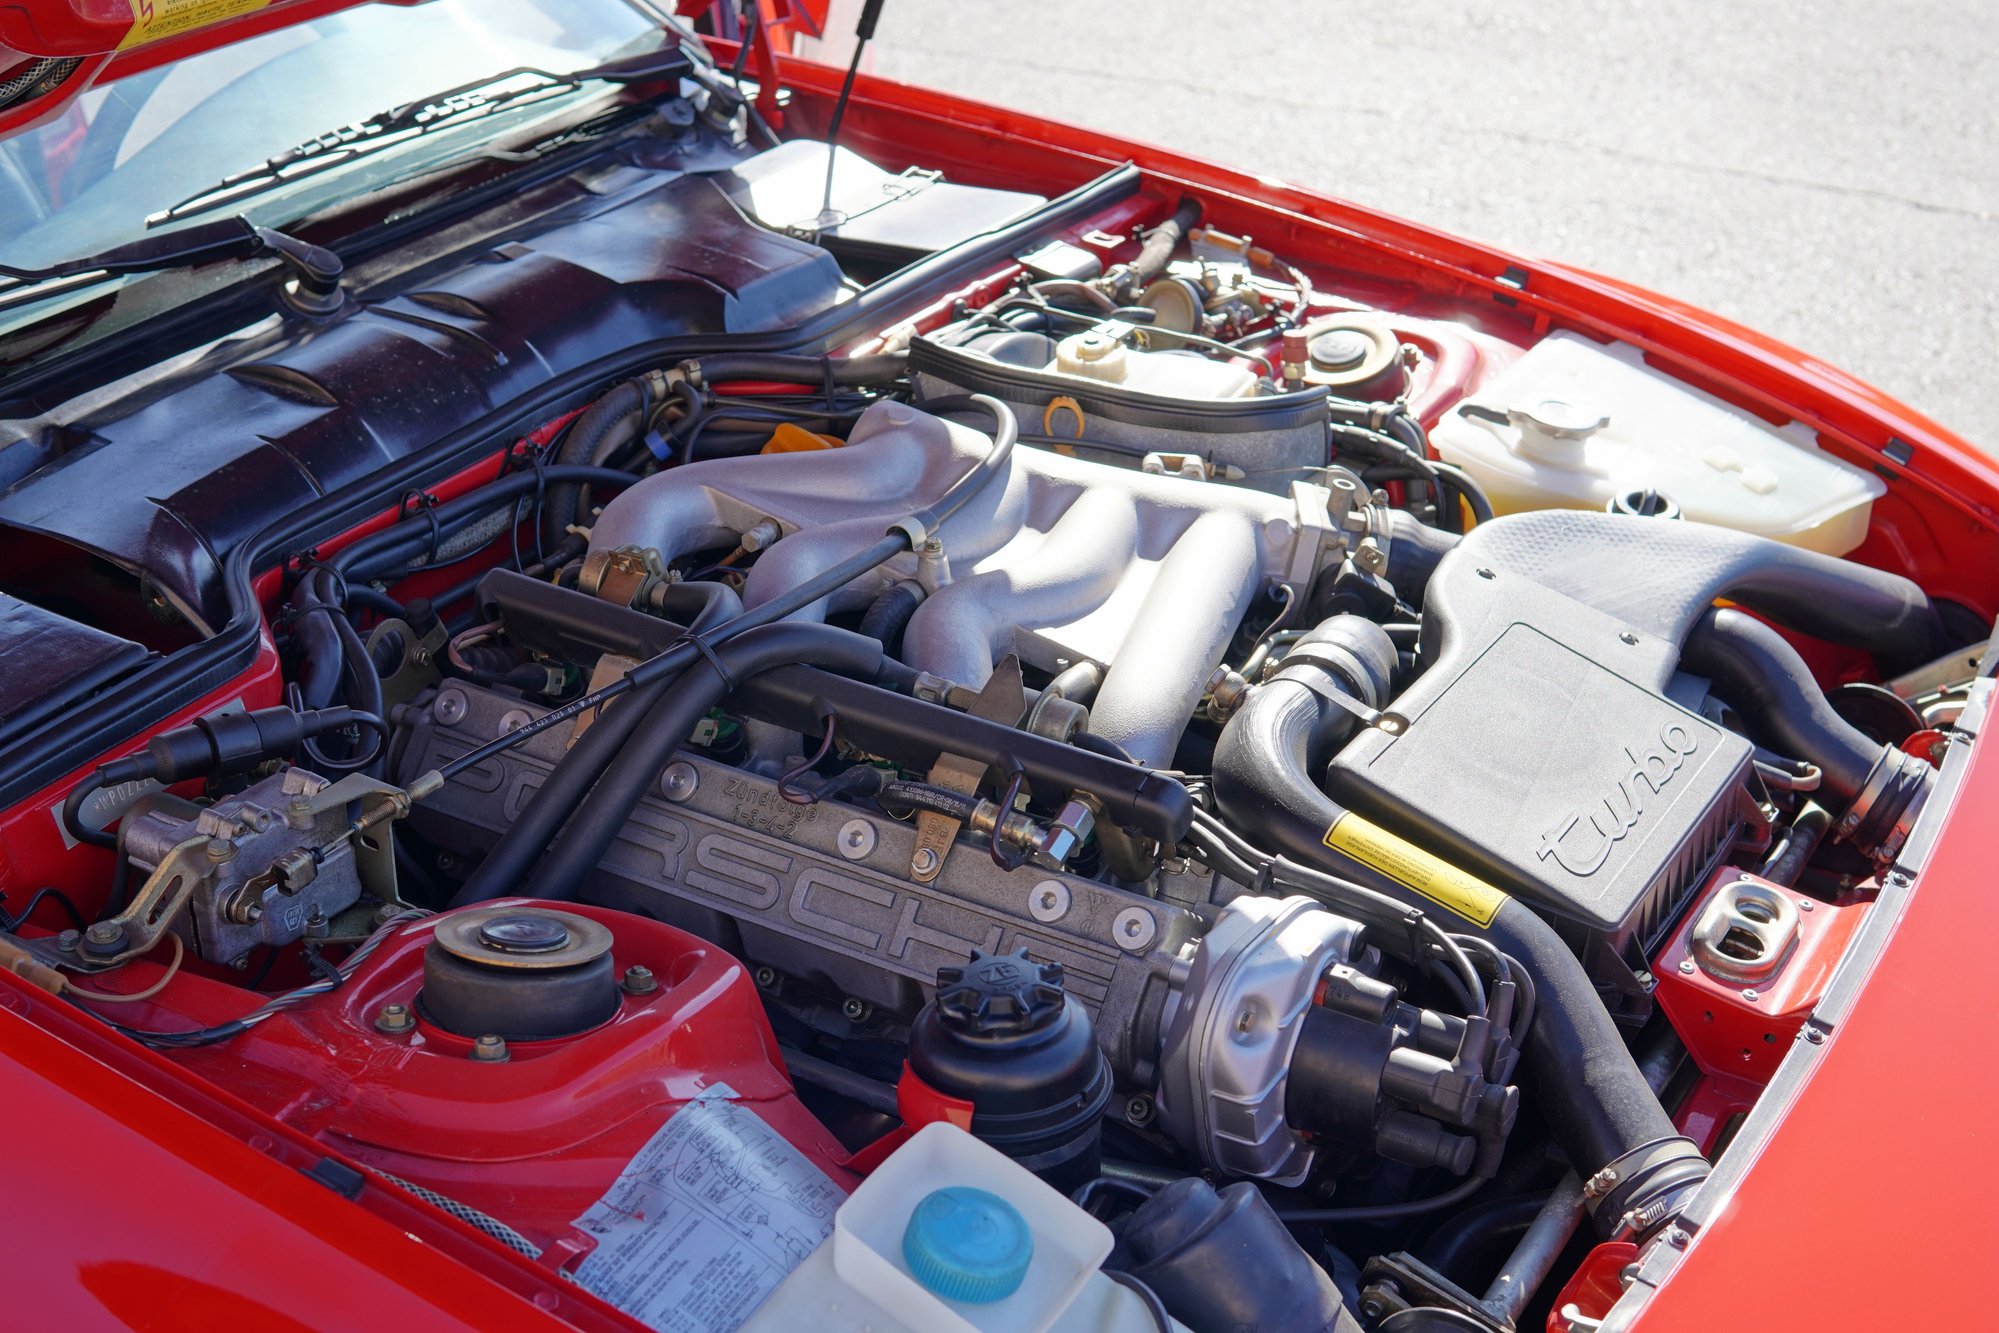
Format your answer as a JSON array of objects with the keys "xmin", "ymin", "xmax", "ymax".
[
  {"xmin": 1631, "ymin": 731, "xmax": 1994, "ymax": 1329},
  {"xmin": 169, "ymin": 903, "xmax": 854, "ymax": 1264},
  {"xmin": 1653, "ymin": 868, "xmax": 1872, "ymax": 1088}
]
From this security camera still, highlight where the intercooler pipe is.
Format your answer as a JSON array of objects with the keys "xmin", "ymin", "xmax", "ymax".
[
  {"xmin": 444, "ymin": 582, "xmax": 742, "ymax": 908},
  {"xmin": 1382, "ymin": 509, "xmax": 1459, "ymax": 607},
  {"xmin": 1682, "ymin": 607, "xmax": 1932, "ymax": 854},
  {"xmin": 515, "ymin": 623, "xmax": 888, "ymax": 905},
  {"xmin": 1211, "ymin": 615, "xmax": 1709, "ymax": 1240}
]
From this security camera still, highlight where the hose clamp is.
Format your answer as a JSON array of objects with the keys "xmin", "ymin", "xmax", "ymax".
[{"xmin": 1836, "ymin": 746, "xmax": 1931, "ymax": 862}]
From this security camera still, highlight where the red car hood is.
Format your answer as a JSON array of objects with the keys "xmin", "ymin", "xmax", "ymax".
[
  {"xmin": 0, "ymin": 0, "xmax": 821, "ymax": 135},
  {"xmin": 0, "ymin": 0, "xmax": 390, "ymax": 135}
]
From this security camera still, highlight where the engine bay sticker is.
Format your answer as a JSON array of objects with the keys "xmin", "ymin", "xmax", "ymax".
[
  {"xmin": 1324, "ymin": 813, "xmax": 1507, "ymax": 928},
  {"xmin": 120, "ymin": 0, "xmax": 272, "ymax": 51},
  {"xmin": 570, "ymin": 1084, "xmax": 846, "ymax": 1333}
]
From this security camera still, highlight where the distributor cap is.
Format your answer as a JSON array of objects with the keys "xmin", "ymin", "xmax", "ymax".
[{"xmin": 935, "ymin": 949, "xmax": 1066, "ymax": 1036}]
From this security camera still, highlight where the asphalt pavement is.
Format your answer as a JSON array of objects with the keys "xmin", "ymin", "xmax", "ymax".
[{"xmin": 859, "ymin": 2, "xmax": 1998, "ymax": 452}]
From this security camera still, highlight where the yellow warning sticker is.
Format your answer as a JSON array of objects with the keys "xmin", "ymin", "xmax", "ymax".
[
  {"xmin": 120, "ymin": 0, "xmax": 272, "ymax": 52},
  {"xmin": 1324, "ymin": 813, "xmax": 1507, "ymax": 928}
]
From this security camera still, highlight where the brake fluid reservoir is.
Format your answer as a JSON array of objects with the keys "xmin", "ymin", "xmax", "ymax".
[
  {"xmin": 1052, "ymin": 327, "xmax": 1257, "ymax": 400},
  {"xmin": 1428, "ymin": 333, "xmax": 1884, "ymax": 554}
]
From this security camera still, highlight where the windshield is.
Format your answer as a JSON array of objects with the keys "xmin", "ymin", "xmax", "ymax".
[{"xmin": 0, "ymin": 0, "xmax": 668, "ymax": 277}]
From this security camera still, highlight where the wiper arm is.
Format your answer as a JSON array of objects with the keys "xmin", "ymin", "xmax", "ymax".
[
  {"xmin": 148, "ymin": 47, "xmax": 691, "ymax": 228},
  {"xmin": 0, "ymin": 217, "xmax": 343, "ymax": 317}
]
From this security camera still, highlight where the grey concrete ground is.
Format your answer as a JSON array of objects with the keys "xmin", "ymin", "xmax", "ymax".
[{"xmin": 862, "ymin": 2, "xmax": 1998, "ymax": 451}]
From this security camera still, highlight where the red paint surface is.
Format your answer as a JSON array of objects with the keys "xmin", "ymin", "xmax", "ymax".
[
  {"xmin": 164, "ymin": 902, "xmax": 853, "ymax": 1268},
  {"xmin": 1630, "ymin": 733, "xmax": 1999, "ymax": 1330},
  {"xmin": 1652, "ymin": 868, "xmax": 1871, "ymax": 1086}
]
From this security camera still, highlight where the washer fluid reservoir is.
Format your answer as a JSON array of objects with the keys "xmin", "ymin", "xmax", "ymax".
[{"xmin": 1429, "ymin": 332, "xmax": 1884, "ymax": 554}]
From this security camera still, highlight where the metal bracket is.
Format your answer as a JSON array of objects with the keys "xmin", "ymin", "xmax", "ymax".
[{"xmin": 910, "ymin": 656, "xmax": 1027, "ymax": 883}]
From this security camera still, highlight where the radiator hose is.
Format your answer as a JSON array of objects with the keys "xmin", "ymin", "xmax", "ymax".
[{"xmin": 1212, "ymin": 615, "xmax": 1709, "ymax": 1239}]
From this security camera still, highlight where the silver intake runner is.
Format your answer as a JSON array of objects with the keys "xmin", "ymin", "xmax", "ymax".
[{"xmin": 588, "ymin": 401, "xmax": 1351, "ymax": 766}]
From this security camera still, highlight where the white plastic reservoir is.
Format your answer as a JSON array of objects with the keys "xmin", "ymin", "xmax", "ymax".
[
  {"xmin": 740, "ymin": 1122, "xmax": 1183, "ymax": 1333},
  {"xmin": 1428, "ymin": 332, "xmax": 1884, "ymax": 554}
]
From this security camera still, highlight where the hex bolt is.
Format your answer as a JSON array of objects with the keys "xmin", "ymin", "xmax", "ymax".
[
  {"xmin": 82, "ymin": 920, "xmax": 129, "ymax": 958},
  {"xmin": 470, "ymin": 1034, "xmax": 510, "ymax": 1063},
  {"xmin": 1236, "ymin": 1005, "xmax": 1256, "ymax": 1034},
  {"xmin": 841, "ymin": 997, "xmax": 870, "ymax": 1022},
  {"xmin": 1112, "ymin": 906, "xmax": 1157, "ymax": 953},
  {"xmin": 660, "ymin": 761, "xmax": 700, "ymax": 803},
  {"xmin": 837, "ymin": 819, "xmax": 878, "ymax": 861},
  {"xmin": 621, "ymin": 965, "xmax": 659, "ymax": 996},
  {"xmin": 433, "ymin": 688, "xmax": 469, "ymax": 726},
  {"xmin": 55, "ymin": 929, "xmax": 81, "ymax": 953},
  {"xmin": 910, "ymin": 847, "xmax": 941, "ymax": 878},
  {"xmin": 205, "ymin": 836, "xmax": 237, "ymax": 863},
  {"xmin": 1029, "ymin": 879, "xmax": 1072, "ymax": 923},
  {"xmin": 374, "ymin": 1003, "xmax": 415, "ymax": 1034}
]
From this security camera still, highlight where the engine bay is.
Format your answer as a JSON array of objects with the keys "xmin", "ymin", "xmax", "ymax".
[{"xmin": 0, "ymin": 68, "xmax": 1991, "ymax": 1333}]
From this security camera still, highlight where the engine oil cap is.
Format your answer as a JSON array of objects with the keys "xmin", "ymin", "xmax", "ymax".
[{"xmin": 901, "ymin": 1186, "xmax": 1034, "ymax": 1304}]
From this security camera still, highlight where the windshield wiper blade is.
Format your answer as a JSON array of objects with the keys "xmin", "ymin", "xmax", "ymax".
[
  {"xmin": 148, "ymin": 48, "xmax": 692, "ymax": 228},
  {"xmin": 0, "ymin": 217, "xmax": 343, "ymax": 317}
]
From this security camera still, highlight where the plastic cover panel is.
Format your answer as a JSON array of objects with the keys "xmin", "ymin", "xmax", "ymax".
[{"xmin": 0, "ymin": 171, "xmax": 844, "ymax": 631}]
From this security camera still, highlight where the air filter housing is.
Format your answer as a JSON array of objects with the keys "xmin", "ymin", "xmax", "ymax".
[{"xmin": 1329, "ymin": 619, "xmax": 1755, "ymax": 958}]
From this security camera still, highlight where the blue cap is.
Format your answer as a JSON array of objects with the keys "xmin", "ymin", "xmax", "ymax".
[{"xmin": 901, "ymin": 1186, "xmax": 1035, "ymax": 1305}]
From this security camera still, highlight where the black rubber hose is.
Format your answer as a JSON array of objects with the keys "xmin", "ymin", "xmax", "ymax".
[
  {"xmin": 60, "ymin": 772, "xmax": 118, "ymax": 849},
  {"xmin": 1030, "ymin": 279, "xmax": 1118, "ymax": 313},
  {"xmin": 1708, "ymin": 559, "xmax": 1943, "ymax": 673},
  {"xmin": 1210, "ymin": 615, "xmax": 1706, "ymax": 1238},
  {"xmin": 444, "ymin": 669, "xmax": 681, "ymax": 907},
  {"xmin": 1414, "ymin": 1191, "xmax": 1548, "ymax": 1282},
  {"xmin": 902, "ymin": 393, "xmax": 1019, "ymax": 535},
  {"xmin": 441, "ymin": 587, "xmax": 740, "ymax": 909},
  {"xmin": 653, "ymin": 580, "xmax": 744, "ymax": 634},
  {"xmin": 331, "ymin": 465, "xmax": 634, "ymax": 583},
  {"xmin": 517, "ymin": 623, "xmax": 886, "ymax": 904},
  {"xmin": 311, "ymin": 568, "xmax": 387, "ymax": 776},
  {"xmin": 687, "ymin": 352, "xmax": 909, "ymax": 385},
  {"xmin": 1128, "ymin": 196, "xmax": 1203, "ymax": 290},
  {"xmin": 1681, "ymin": 608, "xmax": 1897, "ymax": 806},
  {"xmin": 548, "ymin": 379, "xmax": 648, "ymax": 542},
  {"xmin": 1383, "ymin": 510, "xmax": 1459, "ymax": 608},
  {"xmin": 858, "ymin": 579, "xmax": 925, "ymax": 655},
  {"xmin": 1760, "ymin": 802, "xmax": 1834, "ymax": 887},
  {"xmin": 291, "ymin": 572, "xmax": 346, "ymax": 711},
  {"xmin": 344, "ymin": 585, "xmax": 406, "ymax": 623}
]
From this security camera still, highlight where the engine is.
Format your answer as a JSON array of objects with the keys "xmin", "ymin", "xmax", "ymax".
[{"xmin": 9, "ymin": 140, "xmax": 1967, "ymax": 1333}]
